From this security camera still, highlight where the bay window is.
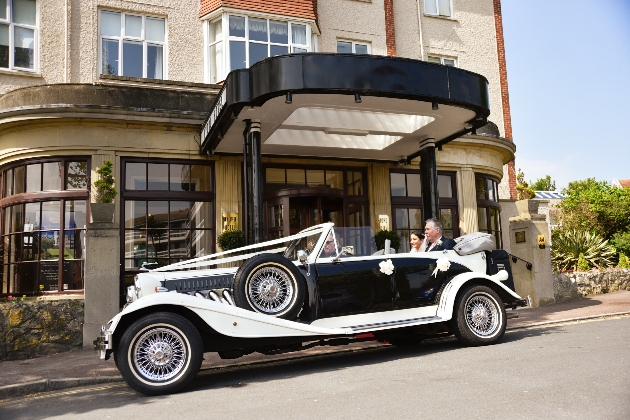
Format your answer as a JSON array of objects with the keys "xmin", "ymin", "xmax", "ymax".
[
  {"xmin": 0, "ymin": 0, "xmax": 37, "ymax": 71},
  {"xmin": 206, "ymin": 14, "xmax": 311, "ymax": 84},
  {"xmin": 99, "ymin": 10, "xmax": 166, "ymax": 79}
]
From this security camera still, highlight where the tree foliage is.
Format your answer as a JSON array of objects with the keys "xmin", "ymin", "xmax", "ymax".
[
  {"xmin": 610, "ymin": 230, "xmax": 630, "ymax": 258},
  {"xmin": 557, "ymin": 178, "xmax": 630, "ymax": 240},
  {"xmin": 529, "ymin": 175, "xmax": 556, "ymax": 191},
  {"xmin": 515, "ymin": 168, "xmax": 535, "ymax": 200}
]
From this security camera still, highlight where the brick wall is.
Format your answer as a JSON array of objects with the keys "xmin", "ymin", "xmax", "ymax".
[
  {"xmin": 200, "ymin": 0, "xmax": 318, "ymax": 21},
  {"xmin": 384, "ymin": 0, "xmax": 396, "ymax": 56},
  {"xmin": 493, "ymin": 0, "xmax": 517, "ymax": 200}
]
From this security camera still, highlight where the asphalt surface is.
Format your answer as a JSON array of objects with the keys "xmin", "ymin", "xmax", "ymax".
[
  {"xmin": 1, "ymin": 316, "xmax": 629, "ymax": 419},
  {"xmin": 1, "ymin": 290, "xmax": 630, "ymax": 401}
]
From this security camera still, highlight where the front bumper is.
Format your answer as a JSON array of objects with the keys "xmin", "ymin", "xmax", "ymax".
[{"xmin": 94, "ymin": 326, "xmax": 113, "ymax": 360}]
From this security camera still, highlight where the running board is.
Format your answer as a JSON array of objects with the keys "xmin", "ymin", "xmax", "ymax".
[{"xmin": 348, "ymin": 316, "xmax": 444, "ymax": 333}]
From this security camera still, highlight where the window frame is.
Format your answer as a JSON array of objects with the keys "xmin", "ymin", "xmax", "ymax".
[
  {"xmin": 424, "ymin": 0, "xmax": 453, "ymax": 18},
  {"xmin": 390, "ymin": 170, "xmax": 460, "ymax": 251},
  {"xmin": 336, "ymin": 39, "xmax": 371, "ymax": 54},
  {"xmin": 427, "ymin": 55, "xmax": 456, "ymax": 67},
  {"xmin": 120, "ymin": 158, "xmax": 216, "ymax": 297},
  {"xmin": 475, "ymin": 173, "xmax": 502, "ymax": 248},
  {"xmin": 0, "ymin": 157, "xmax": 90, "ymax": 297},
  {"xmin": 0, "ymin": 0, "xmax": 39, "ymax": 72},
  {"xmin": 205, "ymin": 13, "xmax": 312, "ymax": 84},
  {"xmin": 98, "ymin": 9, "xmax": 167, "ymax": 79}
]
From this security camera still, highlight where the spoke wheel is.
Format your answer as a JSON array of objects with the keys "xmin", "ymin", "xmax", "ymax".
[
  {"xmin": 117, "ymin": 312, "xmax": 203, "ymax": 396},
  {"xmin": 247, "ymin": 266, "xmax": 294, "ymax": 314},
  {"xmin": 464, "ymin": 293, "xmax": 500, "ymax": 337},
  {"xmin": 450, "ymin": 284, "xmax": 506, "ymax": 346},
  {"xmin": 133, "ymin": 327, "xmax": 187, "ymax": 382},
  {"xmin": 233, "ymin": 254, "xmax": 306, "ymax": 320}
]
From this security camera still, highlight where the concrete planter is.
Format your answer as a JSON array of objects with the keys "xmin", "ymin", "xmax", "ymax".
[{"xmin": 90, "ymin": 203, "xmax": 114, "ymax": 223}]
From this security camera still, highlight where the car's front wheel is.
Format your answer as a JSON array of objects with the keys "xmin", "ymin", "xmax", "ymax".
[
  {"xmin": 450, "ymin": 284, "xmax": 506, "ymax": 346},
  {"xmin": 116, "ymin": 312, "xmax": 203, "ymax": 395}
]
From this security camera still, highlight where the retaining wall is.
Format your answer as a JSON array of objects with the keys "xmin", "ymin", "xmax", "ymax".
[
  {"xmin": 554, "ymin": 269, "xmax": 630, "ymax": 303},
  {"xmin": 0, "ymin": 299, "xmax": 84, "ymax": 360}
]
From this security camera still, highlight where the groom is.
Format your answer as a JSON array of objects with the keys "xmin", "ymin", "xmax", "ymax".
[{"xmin": 423, "ymin": 217, "xmax": 456, "ymax": 251}]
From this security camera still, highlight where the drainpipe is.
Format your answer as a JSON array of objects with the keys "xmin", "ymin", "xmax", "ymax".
[{"xmin": 416, "ymin": 0, "xmax": 425, "ymax": 60}]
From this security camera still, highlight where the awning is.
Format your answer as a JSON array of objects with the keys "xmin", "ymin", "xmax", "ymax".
[{"xmin": 199, "ymin": 53, "xmax": 491, "ymax": 161}]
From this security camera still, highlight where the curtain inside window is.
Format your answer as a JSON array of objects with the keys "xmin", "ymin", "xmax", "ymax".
[
  {"xmin": 291, "ymin": 24, "xmax": 306, "ymax": 45},
  {"xmin": 270, "ymin": 21, "xmax": 288, "ymax": 44},
  {"xmin": 229, "ymin": 16, "xmax": 245, "ymax": 37}
]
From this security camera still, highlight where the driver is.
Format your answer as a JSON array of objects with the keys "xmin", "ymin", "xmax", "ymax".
[{"xmin": 320, "ymin": 234, "xmax": 340, "ymax": 258}]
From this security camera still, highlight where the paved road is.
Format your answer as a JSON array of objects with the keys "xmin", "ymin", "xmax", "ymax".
[{"xmin": 2, "ymin": 317, "xmax": 629, "ymax": 420}]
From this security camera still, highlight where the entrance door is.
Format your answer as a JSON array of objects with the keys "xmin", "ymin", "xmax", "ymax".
[{"xmin": 265, "ymin": 191, "xmax": 350, "ymax": 239}]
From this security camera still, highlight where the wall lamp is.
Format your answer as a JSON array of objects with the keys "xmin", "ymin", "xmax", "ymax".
[
  {"xmin": 432, "ymin": 102, "xmax": 439, "ymax": 110},
  {"xmin": 285, "ymin": 92, "xmax": 292, "ymax": 104},
  {"xmin": 354, "ymin": 93, "xmax": 362, "ymax": 103}
]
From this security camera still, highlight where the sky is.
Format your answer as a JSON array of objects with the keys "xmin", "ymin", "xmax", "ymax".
[{"xmin": 501, "ymin": 0, "xmax": 630, "ymax": 190}]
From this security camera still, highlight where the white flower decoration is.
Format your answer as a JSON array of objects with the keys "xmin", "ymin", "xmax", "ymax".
[
  {"xmin": 379, "ymin": 259, "xmax": 395, "ymax": 275},
  {"xmin": 432, "ymin": 257, "xmax": 451, "ymax": 277},
  {"xmin": 435, "ymin": 239, "xmax": 443, "ymax": 247}
]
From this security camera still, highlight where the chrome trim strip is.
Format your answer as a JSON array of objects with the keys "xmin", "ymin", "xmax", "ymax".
[{"xmin": 349, "ymin": 316, "xmax": 443, "ymax": 333}]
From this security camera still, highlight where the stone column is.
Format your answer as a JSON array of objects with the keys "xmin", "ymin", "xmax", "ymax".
[
  {"xmin": 508, "ymin": 200, "xmax": 555, "ymax": 307},
  {"xmin": 83, "ymin": 221, "xmax": 120, "ymax": 347}
]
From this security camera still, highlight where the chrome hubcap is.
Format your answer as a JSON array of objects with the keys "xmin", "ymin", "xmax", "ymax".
[
  {"xmin": 133, "ymin": 327, "xmax": 187, "ymax": 381},
  {"xmin": 248, "ymin": 266, "xmax": 294, "ymax": 314},
  {"xmin": 465, "ymin": 293, "xmax": 500, "ymax": 337}
]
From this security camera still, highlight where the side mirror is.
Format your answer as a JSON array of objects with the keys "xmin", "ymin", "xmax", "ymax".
[{"xmin": 297, "ymin": 250, "xmax": 308, "ymax": 264}]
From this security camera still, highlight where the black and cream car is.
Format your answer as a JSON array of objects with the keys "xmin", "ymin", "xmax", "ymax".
[{"xmin": 96, "ymin": 223, "xmax": 526, "ymax": 395}]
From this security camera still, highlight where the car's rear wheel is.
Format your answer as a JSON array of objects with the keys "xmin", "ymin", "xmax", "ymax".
[
  {"xmin": 117, "ymin": 312, "xmax": 203, "ymax": 396},
  {"xmin": 450, "ymin": 284, "xmax": 506, "ymax": 346},
  {"xmin": 233, "ymin": 254, "xmax": 306, "ymax": 320}
]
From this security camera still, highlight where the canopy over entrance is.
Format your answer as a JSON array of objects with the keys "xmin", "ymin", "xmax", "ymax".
[
  {"xmin": 198, "ymin": 53, "xmax": 492, "ymax": 243},
  {"xmin": 199, "ymin": 53, "xmax": 490, "ymax": 159}
]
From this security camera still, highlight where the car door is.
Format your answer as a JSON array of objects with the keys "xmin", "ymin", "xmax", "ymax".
[{"xmin": 315, "ymin": 255, "xmax": 393, "ymax": 317}]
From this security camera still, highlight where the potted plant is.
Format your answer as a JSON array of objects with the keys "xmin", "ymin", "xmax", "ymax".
[
  {"xmin": 373, "ymin": 229, "xmax": 401, "ymax": 251},
  {"xmin": 91, "ymin": 160, "xmax": 117, "ymax": 223},
  {"xmin": 217, "ymin": 229, "xmax": 245, "ymax": 251}
]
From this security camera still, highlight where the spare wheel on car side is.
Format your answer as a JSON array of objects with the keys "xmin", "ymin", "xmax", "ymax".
[{"xmin": 232, "ymin": 253, "xmax": 306, "ymax": 320}]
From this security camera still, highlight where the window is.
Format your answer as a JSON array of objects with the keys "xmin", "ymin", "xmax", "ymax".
[
  {"xmin": 427, "ymin": 55, "xmax": 456, "ymax": 67},
  {"xmin": 99, "ymin": 10, "xmax": 166, "ymax": 79},
  {"xmin": 1, "ymin": 158, "xmax": 89, "ymax": 296},
  {"xmin": 390, "ymin": 171, "xmax": 459, "ymax": 252},
  {"xmin": 122, "ymin": 160, "xmax": 214, "ymax": 283},
  {"xmin": 475, "ymin": 174, "xmax": 501, "ymax": 248},
  {"xmin": 207, "ymin": 14, "xmax": 311, "ymax": 84},
  {"xmin": 0, "ymin": 0, "xmax": 37, "ymax": 71},
  {"xmin": 425, "ymin": 0, "xmax": 452, "ymax": 18},
  {"xmin": 337, "ymin": 40, "xmax": 370, "ymax": 54}
]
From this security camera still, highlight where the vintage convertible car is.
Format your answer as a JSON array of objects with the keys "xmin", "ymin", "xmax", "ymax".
[{"xmin": 95, "ymin": 223, "xmax": 526, "ymax": 395}]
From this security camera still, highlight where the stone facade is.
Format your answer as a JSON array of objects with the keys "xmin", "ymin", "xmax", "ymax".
[
  {"xmin": 554, "ymin": 269, "xmax": 630, "ymax": 303},
  {"xmin": 0, "ymin": 299, "xmax": 84, "ymax": 360}
]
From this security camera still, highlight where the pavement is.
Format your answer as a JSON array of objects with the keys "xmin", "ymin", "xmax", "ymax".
[{"xmin": 2, "ymin": 290, "xmax": 630, "ymax": 400}]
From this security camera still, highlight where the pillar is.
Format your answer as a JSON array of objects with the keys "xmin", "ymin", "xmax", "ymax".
[
  {"xmin": 83, "ymin": 221, "xmax": 120, "ymax": 347},
  {"xmin": 508, "ymin": 199, "xmax": 555, "ymax": 307},
  {"xmin": 418, "ymin": 138, "xmax": 439, "ymax": 220}
]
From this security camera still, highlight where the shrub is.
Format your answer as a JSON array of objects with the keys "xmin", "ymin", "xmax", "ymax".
[
  {"xmin": 93, "ymin": 160, "xmax": 117, "ymax": 203},
  {"xmin": 373, "ymin": 230, "xmax": 401, "ymax": 251},
  {"xmin": 610, "ymin": 230, "xmax": 630, "ymax": 258},
  {"xmin": 217, "ymin": 230, "xmax": 245, "ymax": 251},
  {"xmin": 618, "ymin": 253, "xmax": 630, "ymax": 269},
  {"xmin": 551, "ymin": 229, "xmax": 616, "ymax": 272},
  {"xmin": 577, "ymin": 253, "xmax": 590, "ymax": 271}
]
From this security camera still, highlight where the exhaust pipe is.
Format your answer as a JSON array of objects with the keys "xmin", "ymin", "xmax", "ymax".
[
  {"xmin": 208, "ymin": 291, "xmax": 222, "ymax": 302},
  {"xmin": 222, "ymin": 290, "xmax": 235, "ymax": 306}
]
